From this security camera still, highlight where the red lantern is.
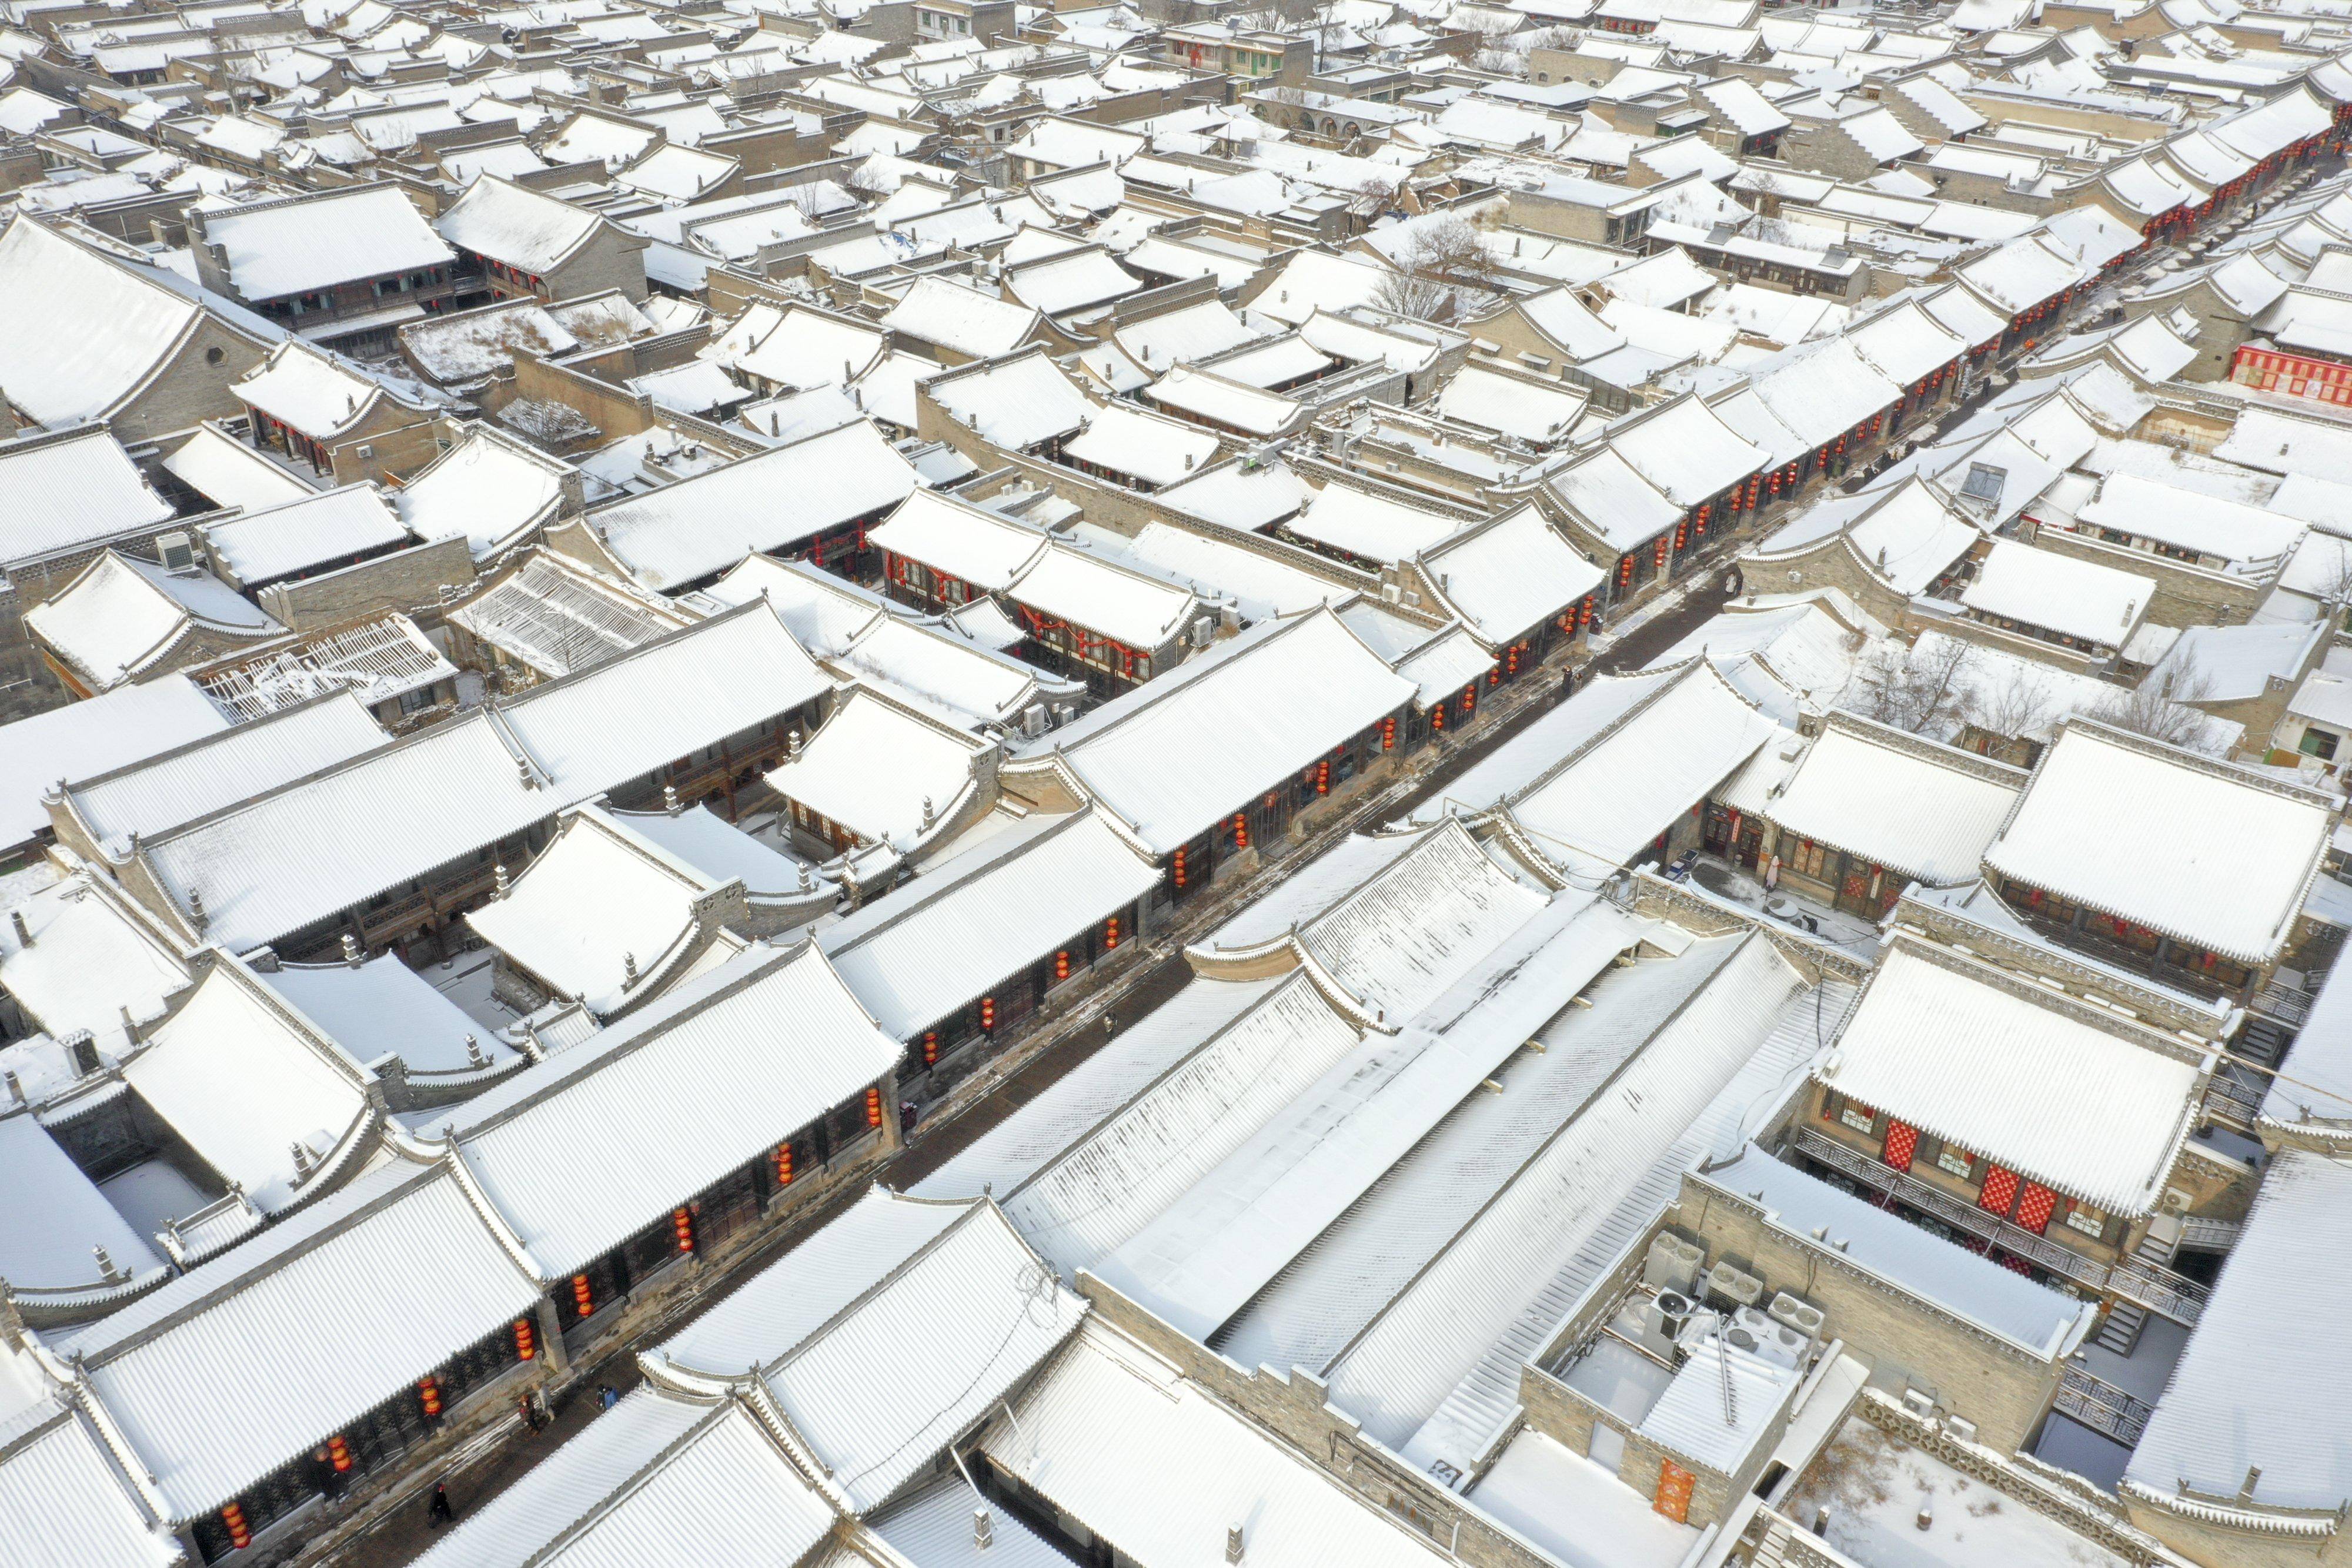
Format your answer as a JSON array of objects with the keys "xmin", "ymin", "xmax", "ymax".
[
  {"xmin": 1104, "ymin": 916, "xmax": 1120, "ymax": 950},
  {"xmin": 514, "ymin": 1318, "xmax": 536, "ymax": 1360},
  {"xmin": 1432, "ymin": 702, "xmax": 1446, "ymax": 731},
  {"xmin": 1315, "ymin": 758, "xmax": 1329, "ymax": 794},
  {"xmin": 1381, "ymin": 715, "xmax": 1396, "ymax": 750},
  {"xmin": 1173, "ymin": 845, "xmax": 1188, "ymax": 887},
  {"xmin": 328, "ymin": 1435, "xmax": 352, "ymax": 1473},
  {"xmin": 774, "ymin": 1142, "xmax": 794, "ymax": 1186},
  {"xmin": 980, "ymin": 995, "xmax": 996, "ymax": 1032},
  {"xmin": 222, "ymin": 1504, "xmax": 251, "ymax": 1550},
  {"xmin": 418, "ymin": 1376, "xmax": 442, "ymax": 1419},
  {"xmin": 1055, "ymin": 950, "xmax": 1070, "ymax": 981},
  {"xmin": 922, "ymin": 1031, "xmax": 938, "ymax": 1065},
  {"xmin": 865, "ymin": 1086, "xmax": 883, "ymax": 1126},
  {"xmin": 672, "ymin": 1206, "xmax": 694, "ymax": 1253},
  {"xmin": 1232, "ymin": 812, "xmax": 1249, "ymax": 850},
  {"xmin": 572, "ymin": 1273, "xmax": 593, "ymax": 1318}
]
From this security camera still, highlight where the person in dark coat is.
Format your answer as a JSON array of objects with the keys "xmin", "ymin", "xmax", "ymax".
[{"xmin": 427, "ymin": 1483, "xmax": 454, "ymax": 1528}]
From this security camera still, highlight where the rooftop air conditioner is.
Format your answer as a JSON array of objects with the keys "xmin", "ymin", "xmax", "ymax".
[
  {"xmin": 1767, "ymin": 1292, "xmax": 1826, "ymax": 1342},
  {"xmin": 1705, "ymin": 1260, "xmax": 1764, "ymax": 1312},
  {"xmin": 155, "ymin": 531, "xmax": 195, "ymax": 571},
  {"xmin": 1644, "ymin": 1233, "xmax": 1704, "ymax": 1294}
]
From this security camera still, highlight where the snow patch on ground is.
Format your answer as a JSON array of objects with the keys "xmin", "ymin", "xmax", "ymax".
[{"xmin": 1787, "ymin": 1418, "xmax": 2128, "ymax": 1568}]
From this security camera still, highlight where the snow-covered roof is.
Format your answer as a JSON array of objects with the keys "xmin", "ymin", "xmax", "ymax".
[
  {"xmin": 2125, "ymin": 1149, "xmax": 2352, "ymax": 1519},
  {"xmin": 234, "ymin": 337, "xmax": 420, "ymax": 440},
  {"xmin": 1434, "ymin": 363, "xmax": 1588, "ymax": 446},
  {"xmin": 924, "ymin": 348, "xmax": 1093, "ymax": 450},
  {"xmin": 588, "ymin": 418, "xmax": 920, "ymax": 591},
  {"xmin": 653, "ymin": 1192, "xmax": 1084, "ymax": 1512},
  {"xmin": 0, "ymin": 674, "xmax": 228, "ymax": 850},
  {"xmin": 25, "ymin": 550, "xmax": 282, "ymax": 693},
  {"xmin": 980, "ymin": 1318, "xmax": 1453, "ymax": 1566},
  {"xmin": 466, "ymin": 804, "xmax": 730, "ymax": 1016},
  {"xmin": 1419, "ymin": 503, "xmax": 1605, "ymax": 650},
  {"xmin": 0, "ymin": 424, "xmax": 175, "ymax": 569},
  {"xmin": 1984, "ymin": 721, "xmax": 2330, "ymax": 964},
  {"xmin": 199, "ymin": 482, "xmax": 411, "ymax": 588},
  {"xmin": 1286, "ymin": 480, "xmax": 1466, "ymax": 565},
  {"xmin": 1640, "ymin": 1331, "xmax": 1801, "ymax": 1473},
  {"xmin": 71, "ymin": 1159, "xmax": 543, "ymax": 1523},
  {"xmin": 878, "ymin": 273, "xmax": 1040, "ymax": 359},
  {"xmin": 1016, "ymin": 607, "xmax": 1414, "ymax": 854},
  {"xmin": 1960, "ymin": 539, "xmax": 2151, "ymax": 648},
  {"xmin": 0, "ymin": 216, "xmax": 239, "ymax": 429},
  {"xmin": 161, "ymin": 423, "xmax": 318, "ymax": 514},
  {"xmin": 198, "ymin": 184, "xmax": 453, "ymax": 302},
  {"xmin": 446, "ymin": 941, "xmax": 899, "ymax": 1276},
  {"xmin": 435, "ymin": 174, "xmax": 605, "ymax": 274},
  {"xmin": 260, "ymin": 948, "xmax": 516, "ymax": 1076},
  {"xmin": 1060, "ymin": 399, "xmax": 1222, "ymax": 488},
  {"xmin": 2074, "ymin": 472, "xmax": 2304, "ymax": 571},
  {"xmin": 766, "ymin": 688, "xmax": 991, "ymax": 854},
  {"xmin": 821, "ymin": 808, "xmax": 1160, "ymax": 1040},
  {"xmin": 1820, "ymin": 941, "xmax": 2200, "ymax": 1213},
  {"xmin": 0, "ymin": 871, "xmax": 193, "ymax": 1060},
  {"xmin": 1765, "ymin": 713, "xmax": 2027, "ymax": 885},
  {"xmin": 1144, "ymin": 365, "xmax": 1302, "ymax": 437}
]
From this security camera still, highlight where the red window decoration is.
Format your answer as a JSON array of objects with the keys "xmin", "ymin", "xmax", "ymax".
[
  {"xmin": 2014, "ymin": 1181, "xmax": 2059, "ymax": 1235},
  {"xmin": 1977, "ymin": 1164, "xmax": 2020, "ymax": 1218},
  {"xmin": 1654, "ymin": 1460, "xmax": 1695, "ymax": 1523},
  {"xmin": 1882, "ymin": 1119, "xmax": 1919, "ymax": 1173}
]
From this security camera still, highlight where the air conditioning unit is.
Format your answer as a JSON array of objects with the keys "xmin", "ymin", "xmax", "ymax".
[
  {"xmin": 1636, "ymin": 1293, "xmax": 1689, "ymax": 1358},
  {"xmin": 1945, "ymin": 1416, "xmax": 1977, "ymax": 1445},
  {"xmin": 1901, "ymin": 1388, "xmax": 1938, "ymax": 1421},
  {"xmin": 1768, "ymin": 1291, "xmax": 1826, "ymax": 1341},
  {"xmin": 155, "ymin": 531, "xmax": 195, "ymax": 570},
  {"xmin": 1643, "ymin": 1233, "xmax": 1704, "ymax": 1293},
  {"xmin": 1705, "ymin": 1260, "xmax": 1764, "ymax": 1312}
]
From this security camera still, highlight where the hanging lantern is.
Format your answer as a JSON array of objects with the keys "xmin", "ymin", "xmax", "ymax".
[
  {"xmin": 1653, "ymin": 536, "xmax": 1669, "ymax": 568},
  {"xmin": 572, "ymin": 1273, "xmax": 593, "ymax": 1318},
  {"xmin": 1174, "ymin": 845, "xmax": 1188, "ymax": 887},
  {"xmin": 1055, "ymin": 950, "xmax": 1071, "ymax": 981},
  {"xmin": 1316, "ymin": 758, "xmax": 1330, "ymax": 794},
  {"xmin": 1505, "ymin": 646, "xmax": 1519, "ymax": 677},
  {"xmin": 1381, "ymin": 715, "xmax": 1396, "ymax": 750},
  {"xmin": 1233, "ymin": 811, "xmax": 1250, "ymax": 849},
  {"xmin": 866, "ymin": 1086, "xmax": 883, "ymax": 1126},
  {"xmin": 774, "ymin": 1142, "xmax": 794, "ymax": 1186},
  {"xmin": 418, "ymin": 1376, "xmax": 442, "ymax": 1419},
  {"xmin": 328, "ymin": 1436, "xmax": 352, "ymax": 1473},
  {"xmin": 222, "ymin": 1504, "xmax": 251, "ymax": 1551},
  {"xmin": 1462, "ymin": 683, "xmax": 1477, "ymax": 715},
  {"xmin": 1675, "ymin": 521, "xmax": 1689, "ymax": 550},
  {"xmin": 1432, "ymin": 702, "xmax": 1447, "ymax": 731},
  {"xmin": 923, "ymin": 1030, "xmax": 938, "ymax": 1065},
  {"xmin": 1104, "ymin": 915, "xmax": 1120, "ymax": 950},
  {"xmin": 1580, "ymin": 596, "xmax": 1595, "ymax": 628},
  {"xmin": 514, "ymin": 1318, "xmax": 536, "ymax": 1360},
  {"xmin": 980, "ymin": 995, "xmax": 996, "ymax": 1032},
  {"xmin": 672, "ymin": 1206, "xmax": 694, "ymax": 1253}
]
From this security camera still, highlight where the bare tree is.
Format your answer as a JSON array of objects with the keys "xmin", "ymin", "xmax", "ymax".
[
  {"xmin": 1850, "ymin": 638, "xmax": 1973, "ymax": 736},
  {"xmin": 1349, "ymin": 175, "xmax": 1400, "ymax": 219},
  {"xmin": 1970, "ymin": 665, "xmax": 2055, "ymax": 750},
  {"xmin": 1373, "ymin": 260, "xmax": 1452, "ymax": 320},
  {"xmin": 2096, "ymin": 656, "xmax": 2216, "ymax": 750}
]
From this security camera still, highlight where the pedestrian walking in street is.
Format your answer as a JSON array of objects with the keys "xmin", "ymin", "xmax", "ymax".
[
  {"xmin": 599, "ymin": 1383, "xmax": 619, "ymax": 1412},
  {"xmin": 427, "ymin": 1483, "xmax": 454, "ymax": 1529}
]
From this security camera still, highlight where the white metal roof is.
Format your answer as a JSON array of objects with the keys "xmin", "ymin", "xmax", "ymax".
[
  {"xmin": 1639, "ymin": 1332, "xmax": 1800, "ymax": 1474},
  {"xmin": 821, "ymin": 810, "xmax": 1161, "ymax": 1041},
  {"xmin": 1765, "ymin": 715, "xmax": 2026, "ymax": 885},
  {"xmin": 0, "ymin": 1406, "xmax": 178, "ymax": 1568},
  {"xmin": 1819, "ymin": 942, "xmax": 2200, "ymax": 1213},
  {"xmin": 1983, "ymin": 721, "xmax": 2330, "ymax": 963},
  {"xmin": 448, "ymin": 942, "xmax": 898, "ymax": 1275}
]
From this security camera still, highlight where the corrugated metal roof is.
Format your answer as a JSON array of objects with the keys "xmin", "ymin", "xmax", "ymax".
[
  {"xmin": 821, "ymin": 810, "xmax": 1162, "ymax": 1041},
  {"xmin": 0, "ymin": 424, "xmax": 175, "ymax": 569},
  {"xmin": 1983, "ymin": 722, "xmax": 2331, "ymax": 963},
  {"xmin": 868, "ymin": 1475, "xmax": 1069, "ymax": 1567},
  {"xmin": 1818, "ymin": 942, "xmax": 2199, "ymax": 1215},
  {"xmin": 75, "ymin": 1161, "xmax": 543, "ymax": 1522},
  {"xmin": 1638, "ymin": 1333, "xmax": 1800, "ymax": 1473},
  {"xmin": 913, "ymin": 977, "xmax": 1283, "ymax": 1203},
  {"xmin": 452, "ymin": 942, "xmax": 900, "ymax": 1275},
  {"xmin": 1003, "ymin": 972, "xmax": 1364, "ymax": 1276},
  {"xmin": 981, "ymin": 1320, "xmax": 1451, "ymax": 1567},
  {"xmin": 537, "ymin": 1399, "xmax": 834, "ymax": 1568},
  {"xmin": 1328, "ymin": 934, "xmax": 1809, "ymax": 1466}
]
